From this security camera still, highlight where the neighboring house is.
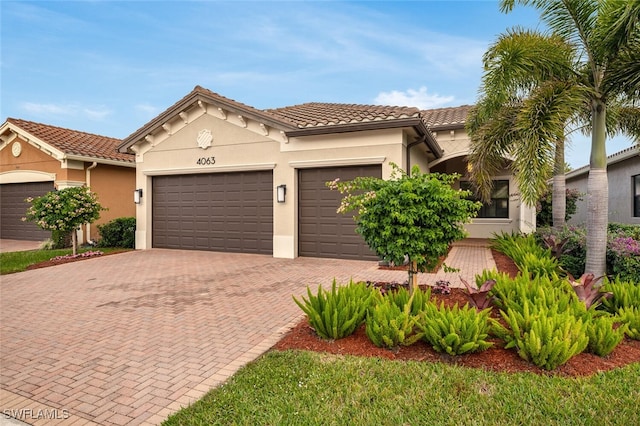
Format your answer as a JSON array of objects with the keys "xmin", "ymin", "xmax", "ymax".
[
  {"xmin": 0, "ymin": 118, "xmax": 136, "ymax": 242},
  {"xmin": 118, "ymin": 86, "xmax": 535, "ymax": 260},
  {"xmin": 566, "ymin": 145, "xmax": 640, "ymax": 226}
]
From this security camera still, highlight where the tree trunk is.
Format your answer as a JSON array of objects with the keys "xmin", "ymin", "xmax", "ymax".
[
  {"xmin": 552, "ymin": 139, "xmax": 566, "ymax": 231},
  {"xmin": 410, "ymin": 261, "xmax": 418, "ymax": 293},
  {"xmin": 585, "ymin": 100, "xmax": 608, "ymax": 277},
  {"xmin": 72, "ymin": 228, "xmax": 78, "ymax": 256}
]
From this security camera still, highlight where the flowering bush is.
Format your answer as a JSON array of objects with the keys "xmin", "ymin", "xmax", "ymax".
[
  {"xmin": 536, "ymin": 224, "xmax": 640, "ymax": 283},
  {"xmin": 607, "ymin": 236, "xmax": 640, "ymax": 283},
  {"xmin": 23, "ymin": 186, "xmax": 104, "ymax": 255}
]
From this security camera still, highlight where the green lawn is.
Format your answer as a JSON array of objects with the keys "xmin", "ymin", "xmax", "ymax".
[
  {"xmin": 0, "ymin": 247, "xmax": 130, "ymax": 275},
  {"xmin": 164, "ymin": 350, "xmax": 640, "ymax": 426}
]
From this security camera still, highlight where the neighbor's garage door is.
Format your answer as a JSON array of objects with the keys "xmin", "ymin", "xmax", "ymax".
[
  {"xmin": 299, "ymin": 165, "xmax": 381, "ymax": 260},
  {"xmin": 152, "ymin": 171, "xmax": 273, "ymax": 254},
  {"xmin": 0, "ymin": 182, "xmax": 54, "ymax": 240}
]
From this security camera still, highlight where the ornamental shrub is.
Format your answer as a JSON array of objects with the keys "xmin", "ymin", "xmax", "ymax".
[
  {"xmin": 24, "ymin": 186, "xmax": 104, "ymax": 255},
  {"xmin": 606, "ymin": 235, "xmax": 640, "ymax": 284},
  {"xmin": 328, "ymin": 163, "xmax": 480, "ymax": 288},
  {"xmin": 417, "ymin": 302, "xmax": 493, "ymax": 356},
  {"xmin": 98, "ymin": 217, "xmax": 136, "ymax": 248},
  {"xmin": 535, "ymin": 186, "xmax": 583, "ymax": 227},
  {"xmin": 585, "ymin": 315, "xmax": 627, "ymax": 357},
  {"xmin": 365, "ymin": 291, "xmax": 422, "ymax": 349},
  {"xmin": 383, "ymin": 286, "xmax": 431, "ymax": 317},
  {"xmin": 617, "ymin": 307, "xmax": 640, "ymax": 340},
  {"xmin": 293, "ymin": 280, "xmax": 373, "ymax": 340},
  {"xmin": 600, "ymin": 278, "xmax": 640, "ymax": 314},
  {"xmin": 492, "ymin": 302, "xmax": 589, "ymax": 370}
]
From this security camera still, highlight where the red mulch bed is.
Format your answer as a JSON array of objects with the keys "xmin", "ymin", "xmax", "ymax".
[{"xmin": 273, "ymin": 250, "xmax": 640, "ymax": 377}]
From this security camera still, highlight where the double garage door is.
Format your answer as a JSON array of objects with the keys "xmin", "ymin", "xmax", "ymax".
[
  {"xmin": 152, "ymin": 165, "xmax": 380, "ymax": 260},
  {"xmin": 0, "ymin": 181, "xmax": 54, "ymax": 240},
  {"xmin": 152, "ymin": 171, "xmax": 274, "ymax": 254}
]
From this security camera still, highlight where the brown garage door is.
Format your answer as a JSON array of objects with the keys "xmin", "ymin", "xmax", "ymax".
[
  {"xmin": 152, "ymin": 171, "xmax": 273, "ymax": 254},
  {"xmin": 0, "ymin": 182, "xmax": 54, "ymax": 240},
  {"xmin": 299, "ymin": 165, "xmax": 381, "ymax": 260}
]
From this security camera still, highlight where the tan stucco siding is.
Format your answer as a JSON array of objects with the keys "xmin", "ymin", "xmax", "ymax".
[
  {"xmin": 1, "ymin": 136, "xmax": 61, "ymax": 176},
  {"xmin": 89, "ymin": 165, "xmax": 136, "ymax": 228}
]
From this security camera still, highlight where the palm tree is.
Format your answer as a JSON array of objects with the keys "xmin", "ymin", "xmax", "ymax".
[{"xmin": 468, "ymin": 0, "xmax": 640, "ymax": 277}]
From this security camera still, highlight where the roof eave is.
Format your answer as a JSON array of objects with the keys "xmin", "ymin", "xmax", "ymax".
[
  {"xmin": 118, "ymin": 91, "xmax": 297, "ymax": 153},
  {"xmin": 64, "ymin": 154, "xmax": 136, "ymax": 168},
  {"xmin": 285, "ymin": 118, "xmax": 443, "ymax": 158}
]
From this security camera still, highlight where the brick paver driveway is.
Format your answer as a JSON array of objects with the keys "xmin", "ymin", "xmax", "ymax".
[{"xmin": 1, "ymin": 249, "xmax": 407, "ymax": 425}]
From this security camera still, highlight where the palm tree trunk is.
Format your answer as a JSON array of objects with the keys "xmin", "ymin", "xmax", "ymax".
[
  {"xmin": 585, "ymin": 100, "xmax": 608, "ymax": 277},
  {"xmin": 552, "ymin": 138, "xmax": 566, "ymax": 231}
]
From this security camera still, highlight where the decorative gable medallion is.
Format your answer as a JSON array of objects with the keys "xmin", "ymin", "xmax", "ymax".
[
  {"xmin": 12, "ymin": 141, "xmax": 22, "ymax": 157},
  {"xmin": 197, "ymin": 129, "xmax": 213, "ymax": 150}
]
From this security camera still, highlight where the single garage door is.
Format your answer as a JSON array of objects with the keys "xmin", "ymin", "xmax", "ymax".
[
  {"xmin": 299, "ymin": 165, "xmax": 381, "ymax": 260},
  {"xmin": 152, "ymin": 171, "xmax": 273, "ymax": 254},
  {"xmin": 0, "ymin": 181, "xmax": 54, "ymax": 241}
]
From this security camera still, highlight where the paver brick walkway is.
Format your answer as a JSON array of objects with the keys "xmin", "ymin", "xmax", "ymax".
[{"xmin": 1, "ymin": 243, "xmax": 495, "ymax": 425}]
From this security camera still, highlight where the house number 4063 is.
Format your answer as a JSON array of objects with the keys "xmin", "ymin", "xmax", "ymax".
[{"xmin": 196, "ymin": 157, "xmax": 216, "ymax": 166}]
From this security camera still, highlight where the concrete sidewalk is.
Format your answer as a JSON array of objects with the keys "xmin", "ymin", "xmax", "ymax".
[{"xmin": 0, "ymin": 240, "xmax": 42, "ymax": 253}]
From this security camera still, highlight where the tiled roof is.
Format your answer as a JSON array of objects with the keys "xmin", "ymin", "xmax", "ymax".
[
  {"xmin": 266, "ymin": 102, "xmax": 422, "ymax": 128},
  {"xmin": 420, "ymin": 105, "xmax": 473, "ymax": 129},
  {"xmin": 6, "ymin": 118, "xmax": 133, "ymax": 163},
  {"xmin": 566, "ymin": 145, "xmax": 639, "ymax": 178}
]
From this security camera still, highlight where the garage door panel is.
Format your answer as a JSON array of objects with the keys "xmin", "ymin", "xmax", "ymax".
[
  {"xmin": 152, "ymin": 171, "xmax": 273, "ymax": 254},
  {"xmin": 1, "ymin": 182, "xmax": 54, "ymax": 241},
  {"xmin": 298, "ymin": 165, "xmax": 381, "ymax": 260}
]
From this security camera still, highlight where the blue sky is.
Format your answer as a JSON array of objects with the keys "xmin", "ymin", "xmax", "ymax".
[{"xmin": 0, "ymin": 0, "xmax": 634, "ymax": 169}]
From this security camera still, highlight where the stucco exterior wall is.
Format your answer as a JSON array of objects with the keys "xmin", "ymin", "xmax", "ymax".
[
  {"xmin": 89, "ymin": 164, "xmax": 136, "ymax": 240},
  {"xmin": 428, "ymin": 130, "xmax": 534, "ymax": 238},
  {"xmin": 132, "ymin": 112, "xmax": 411, "ymax": 257},
  {"xmin": 567, "ymin": 155, "xmax": 640, "ymax": 226},
  {"xmin": 1, "ymin": 134, "xmax": 135, "ymax": 242}
]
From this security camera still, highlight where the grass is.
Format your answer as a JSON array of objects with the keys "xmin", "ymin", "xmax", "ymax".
[
  {"xmin": 0, "ymin": 247, "xmax": 130, "ymax": 274},
  {"xmin": 164, "ymin": 350, "xmax": 640, "ymax": 426}
]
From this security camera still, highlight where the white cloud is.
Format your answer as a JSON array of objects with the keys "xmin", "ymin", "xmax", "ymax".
[
  {"xmin": 21, "ymin": 102, "xmax": 111, "ymax": 121},
  {"xmin": 135, "ymin": 103, "xmax": 159, "ymax": 116},
  {"xmin": 22, "ymin": 102, "xmax": 74, "ymax": 116},
  {"xmin": 374, "ymin": 87, "xmax": 455, "ymax": 109}
]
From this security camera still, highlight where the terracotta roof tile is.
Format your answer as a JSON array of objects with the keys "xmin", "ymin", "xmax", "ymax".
[
  {"xmin": 266, "ymin": 102, "xmax": 422, "ymax": 128},
  {"xmin": 420, "ymin": 105, "xmax": 473, "ymax": 129},
  {"xmin": 6, "ymin": 118, "xmax": 133, "ymax": 163}
]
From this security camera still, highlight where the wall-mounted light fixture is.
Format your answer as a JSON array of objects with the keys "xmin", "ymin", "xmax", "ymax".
[
  {"xmin": 134, "ymin": 188, "xmax": 143, "ymax": 204},
  {"xmin": 276, "ymin": 184, "xmax": 287, "ymax": 203}
]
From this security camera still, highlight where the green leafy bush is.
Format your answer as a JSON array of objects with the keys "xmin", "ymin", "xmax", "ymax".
[
  {"xmin": 293, "ymin": 280, "xmax": 373, "ymax": 340},
  {"xmin": 365, "ymin": 291, "xmax": 422, "ymax": 349},
  {"xmin": 601, "ymin": 278, "xmax": 640, "ymax": 314},
  {"xmin": 492, "ymin": 302, "xmax": 589, "ymax": 370},
  {"xmin": 585, "ymin": 315, "xmax": 627, "ymax": 357},
  {"xmin": 97, "ymin": 217, "xmax": 136, "ymax": 248},
  {"xmin": 490, "ymin": 232, "xmax": 561, "ymax": 277},
  {"xmin": 535, "ymin": 187, "xmax": 583, "ymax": 227},
  {"xmin": 417, "ymin": 302, "xmax": 493, "ymax": 356},
  {"xmin": 329, "ymin": 164, "xmax": 480, "ymax": 287},
  {"xmin": 491, "ymin": 273, "xmax": 582, "ymax": 317},
  {"xmin": 383, "ymin": 286, "xmax": 431, "ymax": 317},
  {"xmin": 617, "ymin": 307, "xmax": 640, "ymax": 340}
]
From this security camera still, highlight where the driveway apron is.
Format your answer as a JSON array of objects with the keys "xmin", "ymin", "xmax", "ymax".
[{"xmin": 0, "ymin": 246, "xmax": 494, "ymax": 425}]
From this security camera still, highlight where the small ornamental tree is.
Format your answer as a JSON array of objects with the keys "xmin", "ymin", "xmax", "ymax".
[
  {"xmin": 328, "ymin": 164, "xmax": 481, "ymax": 290},
  {"xmin": 24, "ymin": 186, "xmax": 104, "ymax": 255}
]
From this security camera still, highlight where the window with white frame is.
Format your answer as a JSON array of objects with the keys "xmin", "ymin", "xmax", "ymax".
[
  {"xmin": 634, "ymin": 174, "xmax": 640, "ymax": 217},
  {"xmin": 460, "ymin": 180, "xmax": 510, "ymax": 218}
]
